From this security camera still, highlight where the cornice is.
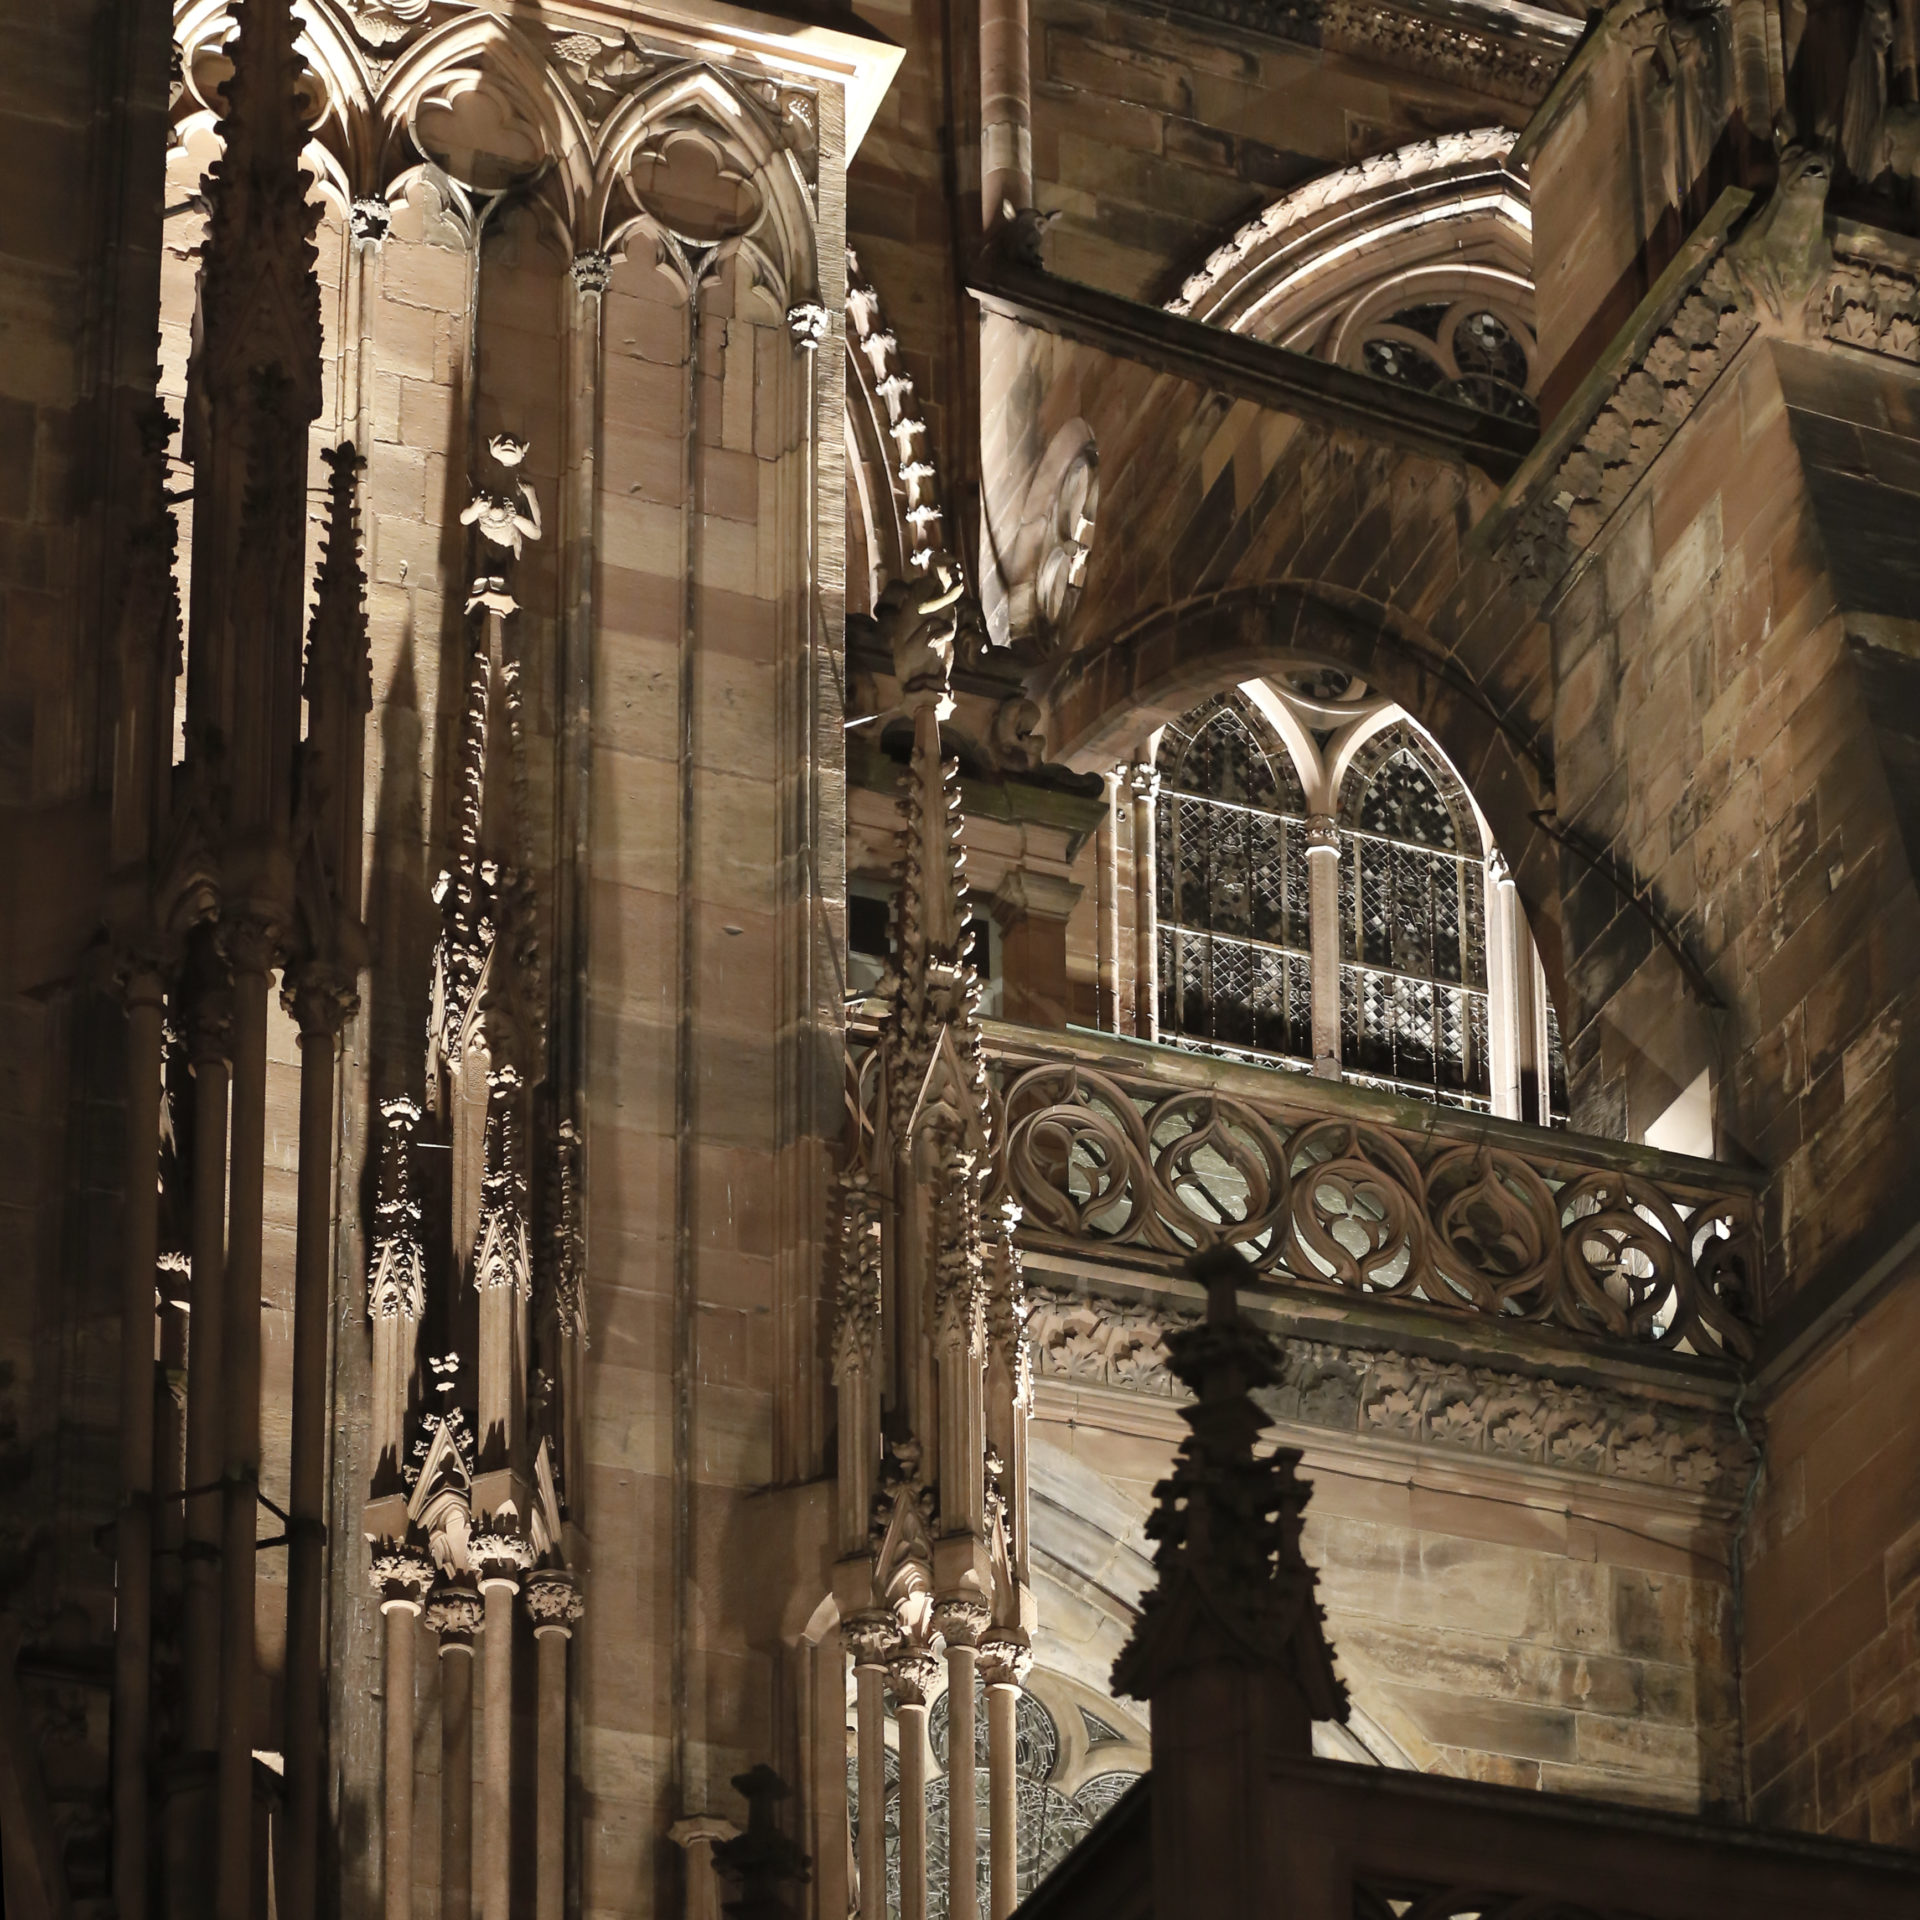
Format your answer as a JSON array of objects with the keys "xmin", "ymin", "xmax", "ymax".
[
  {"xmin": 1144, "ymin": 0, "xmax": 1581, "ymax": 109},
  {"xmin": 1026, "ymin": 1280, "xmax": 1757, "ymax": 1503}
]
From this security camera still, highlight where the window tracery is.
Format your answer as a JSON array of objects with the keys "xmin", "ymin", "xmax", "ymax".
[
  {"xmin": 1153, "ymin": 694, "xmax": 1314, "ymax": 1067},
  {"xmin": 852, "ymin": 1673, "xmax": 1147, "ymax": 1920},
  {"xmin": 1335, "ymin": 724, "xmax": 1492, "ymax": 1107},
  {"xmin": 1144, "ymin": 685, "xmax": 1548, "ymax": 1119}
]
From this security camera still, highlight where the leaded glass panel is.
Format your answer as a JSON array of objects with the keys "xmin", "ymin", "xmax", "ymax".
[
  {"xmin": 1336, "ymin": 725, "xmax": 1491, "ymax": 1108},
  {"xmin": 1154, "ymin": 693, "xmax": 1312, "ymax": 1070}
]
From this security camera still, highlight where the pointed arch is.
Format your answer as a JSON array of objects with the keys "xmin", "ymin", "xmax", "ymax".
[
  {"xmin": 375, "ymin": 12, "xmax": 595, "ymax": 217},
  {"xmin": 590, "ymin": 61, "xmax": 819, "ymax": 305}
]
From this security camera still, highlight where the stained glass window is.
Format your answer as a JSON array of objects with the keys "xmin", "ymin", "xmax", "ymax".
[
  {"xmin": 1336, "ymin": 725, "xmax": 1491, "ymax": 1109},
  {"xmin": 1153, "ymin": 693, "xmax": 1313, "ymax": 1069},
  {"xmin": 1355, "ymin": 300, "xmax": 1538, "ymax": 426}
]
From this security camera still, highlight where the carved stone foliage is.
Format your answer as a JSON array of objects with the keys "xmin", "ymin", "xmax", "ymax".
[
  {"xmin": 846, "ymin": 247, "xmax": 956, "ymax": 585},
  {"xmin": 1167, "ymin": 128, "xmax": 1519, "ymax": 320},
  {"xmin": 961, "ymin": 1045, "xmax": 1758, "ymax": 1359},
  {"xmin": 1024, "ymin": 1283, "xmax": 1757, "ymax": 1500},
  {"xmin": 1502, "ymin": 252, "xmax": 1755, "ymax": 580},
  {"xmin": 1156, "ymin": 0, "xmax": 1577, "ymax": 107},
  {"xmin": 1824, "ymin": 248, "xmax": 1920, "ymax": 363}
]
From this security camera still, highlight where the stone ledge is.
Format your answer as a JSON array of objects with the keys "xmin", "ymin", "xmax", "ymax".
[
  {"xmin": 969, "ymin": 255, "xmax": 1538, "ymax": 481},
  {"xmin": 1025, "ymin": 1273, "xmax": 1758, "ymax": 1502}
]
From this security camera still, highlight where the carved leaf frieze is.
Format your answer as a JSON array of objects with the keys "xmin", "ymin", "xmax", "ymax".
[{"xmin": 1024, "ymin": 1283, "xmax": 1756, "ymax": 1500}]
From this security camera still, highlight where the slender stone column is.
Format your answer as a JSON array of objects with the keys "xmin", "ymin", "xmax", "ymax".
[
  {"xmin": 171, "ymin": 942, "xmax": 230, "ymax": 1920},
  {"xmin": 475, "ymin": 1535, "xmax": 531, "ymax": 1920},
  {"xmin": 282, "ymin": 978, "xmax": 354, "ymax": 1920},
  {"xmin": 979, "ymin": 1634, "xmax": 1031, "ymax": 1920},
  {"xmin": 428, "ymin": 1586, "xmax": 486, "ymax": 1920},
  {"xmin": 348, "ymin": 198, "xmax": 389, "ymax": 455},
  {"xmin": 1127, "ymin": 762, "xmax": 1159, "ymax": 1042},
  {"xmin": 113, "ymin": 958, "xmax": 166, "ymax": 1920},
  {"xmin": 668, "ymin": 1816, "xmax": 741, "ymax": 1920},
  {"xmin": 526, "ymin": 1572, "xmax": 583, "ymax": 1920},
  {"xmin": 374, "ymin": 1546, "xmax": 434, "ymax": 1920},
  {"xmin": 889, "ymin": 1648, "xmax": 941, "ymax": 1920},
  {"xmin": 1098, "ymin": 773, "xmax": 1120, "ymax": 1032},
  {"xmin": 980, "ymin": 0, "xmax": 1034, "ymax": 220},
  {"xmin": 845, "ymin": 1616, "xmax": 895, "ymax": 1920},
  {"xmin": 935, "ymin": 1603, "xmax": 989, "ymax": 1920},
  {"xmin": 216, "ymin": 921, "xmax": 277, "ymax": 1920},
  {"xmin": 1306, "ymin": 815, "xmax": 1342, "ymax": 1079}
]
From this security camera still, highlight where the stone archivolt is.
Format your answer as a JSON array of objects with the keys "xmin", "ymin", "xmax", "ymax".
[{"xmin": 1024, "ymin": 1283, "xmax": 1756, "ymax": 1500}]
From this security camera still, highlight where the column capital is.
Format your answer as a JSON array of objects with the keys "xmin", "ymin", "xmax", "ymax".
[
  {"xmin": 281, "ymin": 962, "xmax": 359, "ymax": 1039},
  {"xmin": 887, "ymin": 1645, "xmax": 943, "ymax": 1709},
  {"xmin": 472, "ymin": 1526, "xmax": 533, "ymax": 1590},
  {"xmin": 426, "ymin": 1583, "xmax": 486, "ymax": 1647},
  {"xmin": 524, "ymin": 1569, "xmax": 584, "ymax": 1637},
  {"xmin": 933, "ymin": 1595, "xmax": 991, "ymax": 1649},
  {"xmin": 370, "ymin": 1539, "xmax": 434, "ymax": 1614},
  {"xmin": 978, "ymin": 1630, "xmax": 1031, "ymax": 1689},
  {"xmin": 843, "ymin": 1610, "xmax": 900, "ymax": 1670},
  {"xmin": 1123, "ymin": 761, "xmax": 1159, "ymax": 800},
  {"xmin": 1305, "ymin": 813, "xmax": 1339, "ymax": 852},
  {"xmin": 571, "ymin": 249, "xmax": 613, "ymax": 296}
]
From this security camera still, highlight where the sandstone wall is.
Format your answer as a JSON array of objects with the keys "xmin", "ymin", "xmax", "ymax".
[
  {"xmin": 1548, "ymin": 338, "xmax": 1920, "ymax": 1298},
  {"xmin": 1743, "ymin": 1259, "xmax": 1920, "ymax": 1847},
  {"xmin": 1035, "ymin": 1379, "xmax": 1742, "ymax": 1812}
]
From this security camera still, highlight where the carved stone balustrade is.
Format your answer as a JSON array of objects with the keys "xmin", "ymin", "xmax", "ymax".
[{"xmin": 846, "ymin": 1016, "xmax": 1761, "ymax": 1365}]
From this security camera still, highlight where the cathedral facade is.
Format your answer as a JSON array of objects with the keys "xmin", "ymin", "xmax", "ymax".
[{"xmin": 3, "ymin": 0, "xmax": 1920, "ymax": 1914}]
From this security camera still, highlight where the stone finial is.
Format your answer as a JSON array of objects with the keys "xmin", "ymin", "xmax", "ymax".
[
  {"xmin": 712, "ymin": 1766, "xmax": 809, "ymax": 1920},
  {"xmin": 1110, "ymin": 1247, "xmax": 1346, "ymax": 1732}
]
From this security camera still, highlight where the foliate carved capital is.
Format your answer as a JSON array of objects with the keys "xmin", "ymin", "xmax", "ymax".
[
  {"xmin": 115, "ymin": 948, "xmax": 170, "ymax": 1012},
  {"xmin": 226, "ymin": 915, "xmax": 284, "ymax": 980},
  {"xmin": 472, "ymin": 1526, "xmax": 534, "ymax": 1587},
  {"xmin": 571, "ymin": 250, "xmax": 613, "ymax": 296},
  {"xmin": 932, "ymin": 1595, "xmax": 990, "ymax": 1649},
  {"xmin": 370, "ymin": 1539, "xmax": 434, "ymax": 1612},
  {"xmin": 1124, "ymin": 761, "xmax": 1159, "ymax": 801},
  {"xmin": 281, "ymin": 962, "xmax": 359, "ymax": 1038},
  {"xmin": 978, "ymin": 1630, "xmax": 1032, "ymax": 1689},
  {"xmin": 351, "ymin": 197, "xmax": 392, "ymax": 244},
  {"xmin": 787, "ymin": 301, "xmax": 830, "ymax": 350},
  {"xmin": 1305, "ymin": 813, "xmax": 1339, "ymax": 853},
  {"xmin": 843, "ymin": 1611, "xmax": 901, "ymax": 1670},
  {"xmin": 524, "ymin": 1570, "xmax": 584, "ymax": 1636},
  {"xmin": 426, "ymin": 1584, "xmax": 487, "ymax": 1646},
  {"xmin": 886, "ymin": 1645, "xmax": 943, "ymax": 1708}
]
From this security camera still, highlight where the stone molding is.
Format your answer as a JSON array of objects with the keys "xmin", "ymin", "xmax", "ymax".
[
  {"xmin": 1024, "ymin": 1283, "xmax": 1757, "ymax": 1500},
  {"xmin": 1167, "ymin": 128, "xmax": 1519, "ymax": 319},
  {"xmin": 1495, "ymin": 200, "xmax": 1757, "ymax": 581},
  {"xmin": 1157, "ymin": 0, "xmax": 1578, "ymax": 107},
  {"xmin": 1823, "ymin": 247, "xmax": 1920, "ymax": 365}
]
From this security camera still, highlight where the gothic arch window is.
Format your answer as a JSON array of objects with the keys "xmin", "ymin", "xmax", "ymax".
[
  {"xmin": 1140, "ymin": 681, "xmax": 1560, "ymax": 1122},
  {"xmin": 1153, "ymin": 692, "xmax": 1313, "ymax": 1066},
  {"xmin": 1336, "ymin": 723, "xmax": 1491, "ymax": 1105}
]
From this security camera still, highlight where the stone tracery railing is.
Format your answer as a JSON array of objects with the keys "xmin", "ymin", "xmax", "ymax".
[{"xmin": 847, "ymin": 1020, "xmax": 1761, "ymax": 1361}]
